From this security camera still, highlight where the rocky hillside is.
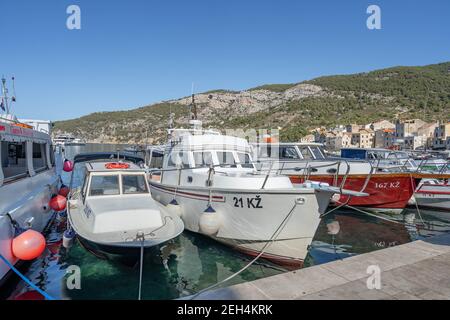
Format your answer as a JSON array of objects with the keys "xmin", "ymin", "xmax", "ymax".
[{"xmin": 54, "ymin": 61, "xmax": 450, "ymax": 143}]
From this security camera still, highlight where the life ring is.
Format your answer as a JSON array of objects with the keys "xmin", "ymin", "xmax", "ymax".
[{"xmin": 105, "ymin": 162, "xmax": 130, "ymax": 170}]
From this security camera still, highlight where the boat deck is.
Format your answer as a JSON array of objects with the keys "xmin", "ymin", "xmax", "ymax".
[{"xmin": 189, "ymin": 233, "xmax": 450, "ymax": 300}]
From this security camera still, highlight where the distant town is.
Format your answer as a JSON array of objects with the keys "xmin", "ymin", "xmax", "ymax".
[{"xmin": 302, "ymin": 119, "xmax": 450, "ymax": 151}]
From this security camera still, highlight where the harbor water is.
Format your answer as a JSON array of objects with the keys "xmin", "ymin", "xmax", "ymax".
[{"xmin": 2, "ymin": 144, "xmax": 450, "ymax": 300}]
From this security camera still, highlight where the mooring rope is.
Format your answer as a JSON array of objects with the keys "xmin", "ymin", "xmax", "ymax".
[
  {"xmin": 189, "ymin": 200, "xmax": 299, "ymax": 300},
  {"xmin": 137, "ymin": 232, "xmax": 145, "ymax": 300},
  {"xmin": 0, "ymin": 253, "xmax": 55, "ymax": 300}
]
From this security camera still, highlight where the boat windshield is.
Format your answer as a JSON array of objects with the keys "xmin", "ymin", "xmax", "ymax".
[
  {"xmin": 193, "ymin": 151, "xmax": 214, "ymax": 167},
  {"xmin": 89, "ymin": 175, "xmax": 120, "ymax": 196},
  {"xmin": 122, "ymin": 174, "xmax": 148, "ymax": 194},
  {"xmin": 217, "ymin": 151, "xmax": 237, "ymax": 168},
  {"xmin": 237, "ymin": 152, "xmax": 253, "ymax": 168}
]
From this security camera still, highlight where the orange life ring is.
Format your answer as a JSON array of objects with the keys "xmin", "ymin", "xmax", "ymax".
[{"xmin": 105, "ymin": 162, "xmax": 130, "ymax": 169}]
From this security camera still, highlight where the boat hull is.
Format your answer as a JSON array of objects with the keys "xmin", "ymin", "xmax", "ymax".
[
  {"xmin": 150, "ymin": 181, "xmax": 326, "ymax": 267},
  {"xmin": 415, "ymin": 183, "xmax": 450, "ymax": 213},
  {"xmin": 0, "ymin": 169, "xmax": 59, "ymax": 284},
  {"xmin": 290, "ymin": 173, "xmax": 416, "ymax": 213}
]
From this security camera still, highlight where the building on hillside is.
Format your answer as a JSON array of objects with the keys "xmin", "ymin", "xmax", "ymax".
[
  {"xmin": 374, "ymin": 128, "xmax": 395, "ymax": 148},
  {"xmin": 404, "ymin": 135, "xmax": 427, "ymax": 150},
  {"xmin": 395, "ymin": 119, "xmax": 427, "ymax": 139},
  {"xmin": 325, "ymin": 132, "xmax": 340, "ymax": 150},
  {"xmin": 359, "ymin": 129, "xmax": 375, "ymax": 148},
  {"xmin": 369, "ymin": 120, "xmax": 395, "ymax": 132},
  {"xmin": 346, "ymin": 124, "xmax": 363, "ymax": 133},
  {"xmin": 433, "ymin": 122, "xmax": 450, "ymax": 150},
  {"xmin": 341, "ymin": 132, "xmax": 353, "ymax": 148},
  {"xmin": 417, "ymin": 122, "xmax": 439, "ymax": 149}
]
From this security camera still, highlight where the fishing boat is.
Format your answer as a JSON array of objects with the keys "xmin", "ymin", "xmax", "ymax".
[
  {"xmin": 147, "ymin": 117, "xmax": 367, "ymax": 267},
  {"xmin": 0, "ymin": 76, "xmax": 59, "ymax": 284},
  {"xmin": 253, "ymin": 143, "xmax": 417, "ymax": 214},
  {"xmin": 66, "ymin": 153, "xmax": 184, "ymax": 259}
]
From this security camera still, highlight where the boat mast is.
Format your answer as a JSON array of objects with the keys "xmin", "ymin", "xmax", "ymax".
[
  {"xmin": 190, "ymin": 82, "xmax": 197, "ymax": 120},
  {"xmin": 1, "ymin": 76, "xmax": 10, "ymax": 114}
]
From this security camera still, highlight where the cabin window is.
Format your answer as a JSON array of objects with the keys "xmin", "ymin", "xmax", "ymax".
[
  {"xmin": 193, "ymin": 151, "xmax": 214, "ymax": 167},
  {"xmin": 310, "ymin": 147, "xmax": 325, "ymax": 159},
  {"xmin": 298, "ymin": 146, "xmax": 313, "ymax": 160},
  {"xmin": 49, "ymin": 144, "xmax": 55, "ymax": 166},
  {"xmin": 89, "ymin": 175, "xmax": 120, "ymax": 196},
  {"xmin": 149, "ymin": 151, "xmax": 163, "ymax": 169},
  {"xmin": 279, "ymin": 146, "xmax": 300, "ymax": 160},
  {"xmin": 1, "ymin": 141, "xmax": 28, "ymax": 180},
  {"xmin": 33, "ymin": 143, "xmax": 47, "ymax": 172},
  {"xmin": 122, "ymin": 175, "xmax": 148, "ymax": 194},
  {"xmin": 237, "ymin": 153, "xmax": 253, "ymax": 168},
  {"xmin": 217, "ymin": 151, "xmax": 236, "ymax": 168},
  {"xmin": 167, "ymin": 151, "xmax": 190, "ymax": 168}
]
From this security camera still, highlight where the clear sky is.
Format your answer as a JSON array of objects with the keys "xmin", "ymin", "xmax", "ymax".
[{"xmin": 0, "ymin": 0, "xmax": 449, "ymax": 121}]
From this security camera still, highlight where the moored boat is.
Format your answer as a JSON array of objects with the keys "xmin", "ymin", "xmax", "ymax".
[
  {"xmin": 148, "ymin": 121, "xmax": 367, "ymax": 268},
  {"xmin": 253, "ymin": 143, "xmax": 417, "ymax": 214},
  {"xmin": 1, "ymin": 77, "xmax": 59, "ymax": 284},
  {"xmin": 66, "ymin": 153, "xmax": 184, "ymax": 260}
]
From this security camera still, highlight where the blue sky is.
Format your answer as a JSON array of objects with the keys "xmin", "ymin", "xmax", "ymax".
[{"xmin": 0, "ymin": 0, "xmax": 449, "ymax": 121}]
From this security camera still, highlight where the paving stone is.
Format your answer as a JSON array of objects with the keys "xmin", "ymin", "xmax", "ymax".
[{"xmin": 189, "ymin": 233, "xmax": 450, "ymax": 300}]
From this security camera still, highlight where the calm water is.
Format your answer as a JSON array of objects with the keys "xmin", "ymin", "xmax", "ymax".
[{"xmin": 4, "ymin": 144, "xmax": 450, "ymax": 300}]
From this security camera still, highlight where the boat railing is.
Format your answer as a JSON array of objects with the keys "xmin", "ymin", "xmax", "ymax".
[
  {"xmin": 149, "ymin": 157, "xmax": 373, "ymax": 194},
  {"xmin": 414, "ymin": 158, "xmax": 450, "ymax": 174}
]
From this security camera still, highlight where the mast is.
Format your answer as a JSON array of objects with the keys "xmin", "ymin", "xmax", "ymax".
[
  {"xmin": 191, "ymin": 93, "xmax": 197, "ymax": 120},
  {"xmin": 1, "ymin": 76, "xmax": 10, "ymax": 114},
  {"xmin": 190, "ymin": 82, "xmax": 197, "ymax": 120}
]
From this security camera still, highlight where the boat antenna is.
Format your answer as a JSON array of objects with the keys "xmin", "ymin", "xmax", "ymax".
[{"xmin": 190, "ymin": 82, "xmax": 197, "ymax": 120}]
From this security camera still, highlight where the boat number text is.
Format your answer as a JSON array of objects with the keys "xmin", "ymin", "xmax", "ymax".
[
  {"xmin": 374, "ymin": 181, "xmax": 400, "ymax": 189},
  {"xmin": 233, "ymin": 196, "xmax": 263, "ymax": 209}
]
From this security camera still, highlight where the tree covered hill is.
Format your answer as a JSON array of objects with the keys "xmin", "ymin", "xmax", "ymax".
[{"xmin": 54, "ymin": 61, "xmax": 450, "ymax": 143}]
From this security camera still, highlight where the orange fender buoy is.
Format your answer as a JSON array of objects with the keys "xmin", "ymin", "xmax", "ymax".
[
  {"xmin": 12, "ymin": 230, "xmax": 46, "ymax": 260},
  {"xmin": 49, "ymin": 195, "xmax": 67, "ymax": 212}
]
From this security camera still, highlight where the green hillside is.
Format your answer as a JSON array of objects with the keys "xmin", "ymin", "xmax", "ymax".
[{"xmin": 54, "ymin": 61, "xmax": 450, "ymax": 143}]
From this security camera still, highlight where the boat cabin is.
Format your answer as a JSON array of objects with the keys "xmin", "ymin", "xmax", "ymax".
[
  {"xmin": 80, "ymin": 162, "xmax": 150, "ymax": 203},
  {"xmin": 0, "ymin": 118, "xmax": 55, "ymax": 187},
  {"xmin": 340, "ymin": 148, "xmax": 418, "ymax": 171},
  {"xmin": 252, "ymin": 143, "xmax": 327, "ymax": 161},
  {"xmin": 149, "ymin": 134, "xmax": 255, "ymax": 171}
]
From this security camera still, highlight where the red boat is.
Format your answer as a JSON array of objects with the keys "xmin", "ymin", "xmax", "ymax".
[
  {"xmin": 290, "ymin": 173, "xmax": 416, "ymax": 213},
  {"xmin": 253, "ymin": 143, "xmax": 438, "ymax": 214}
]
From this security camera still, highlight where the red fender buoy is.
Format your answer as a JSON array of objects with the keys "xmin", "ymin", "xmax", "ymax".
[
  {"xmin": 12, "ymin": 230, "xmax": 46, "ymax": 260},
  {"xmin": 58, "ymin": 185, "xmax": 70, "ymax": 197},
  {"xmin": 63, "ymin": 159, "xmax": 73, "ymax": 172},
  {"xmin": 49, "ymin": 195, "xmax": 67, "ymax": 212}
]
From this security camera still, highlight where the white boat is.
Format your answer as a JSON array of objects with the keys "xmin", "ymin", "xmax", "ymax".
[
  {"xmin": 0, "ymin": 77, "xmax": 59, "ymax": 284},
  {"xmin": 414, "ymin": 179, "xmax": 450, "ymax": 215},
  {"xmin": 148, "ymin": 121, "xmax": 366, "ymax": 267},
  {"xmin": 67, "ymin": 155, "xmax": 184, "ymax": 260},
  {"xmin": 53, "ymin": 135, "xmax": 86, "ymax": 146}
]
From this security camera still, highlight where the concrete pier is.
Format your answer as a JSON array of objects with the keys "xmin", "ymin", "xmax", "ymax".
[{"xmin": 192, "ymin": 233, "xmax": 450, "ymax": 300}]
